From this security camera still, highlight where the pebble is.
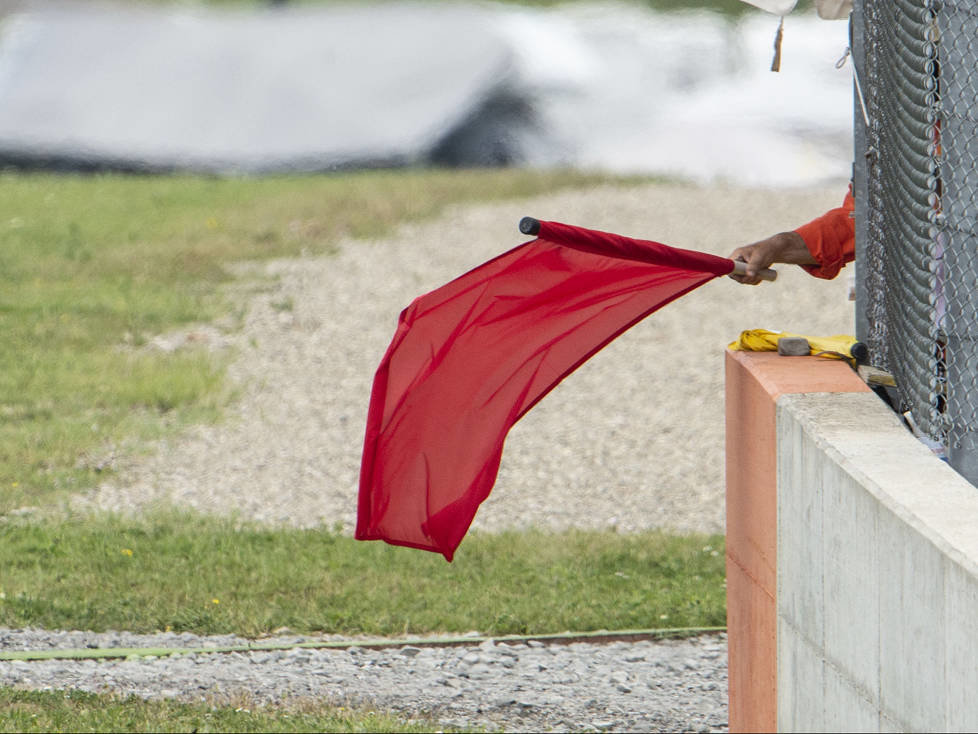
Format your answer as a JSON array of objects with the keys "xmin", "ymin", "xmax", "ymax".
[{"xmin": 0, "ymin": 628, "xmax": 728, "ymax": 732}]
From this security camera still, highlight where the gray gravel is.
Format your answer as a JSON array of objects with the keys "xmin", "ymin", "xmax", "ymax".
[
  {"xmin": 0, "ymin": 628, "xmax": 728, "ymax": 732},
  {"xmin": 4, "ymin": 182, "xmax": 855, "ymax": 730}
]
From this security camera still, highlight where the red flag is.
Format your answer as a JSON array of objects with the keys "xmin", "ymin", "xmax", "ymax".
[{"xmin": 356, "ymin": 219, "xmax": 736, "ymax": 560}]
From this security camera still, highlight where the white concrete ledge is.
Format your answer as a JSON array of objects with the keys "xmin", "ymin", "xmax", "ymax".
[{"xmin": 777, "ymin": 391, "xmax": 978, "ymax": 732}]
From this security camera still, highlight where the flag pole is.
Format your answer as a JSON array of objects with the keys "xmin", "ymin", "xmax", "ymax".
[
  {"xmin": 731, "ymin": 260, "xmax": 778, "ymax": 281},
  {"xmin": 519, "ymin": 216, "xmax": 776, "ymax": 281}
]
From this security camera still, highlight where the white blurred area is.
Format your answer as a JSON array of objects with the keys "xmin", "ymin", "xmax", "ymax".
[
  {"xmin": 498, "ymin": 2, "xmax": 854, "ymax": 186},
  {"xmin": 0, "ymin": 1, "xmax": 854, "ymax": 187}
]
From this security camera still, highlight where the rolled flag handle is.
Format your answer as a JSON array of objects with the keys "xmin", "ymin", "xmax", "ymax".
[
  {"xmin": 519, "ymin": 216, "xmax": 541, "ymax": 235},
  {"xmin": 731, "ymin": 259, "xmax": 778, "ymax": 282},
  {"xmin": 520, "ymin": 216, "xmax": 777, "ymax": 282}
]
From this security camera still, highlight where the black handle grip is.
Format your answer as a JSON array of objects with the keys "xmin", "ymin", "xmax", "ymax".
[
  {"xmin": 519, "ymin": 217, "xmax": 541, "ymax": 236},
  {"xmin": 850, "ymin": 341, "xmax": 869, "ymax": 364}
]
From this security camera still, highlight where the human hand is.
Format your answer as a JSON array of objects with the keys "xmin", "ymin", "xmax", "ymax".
[{"xmin": 728, "ymin": 232, "xmax": 815, "ymax": 285}]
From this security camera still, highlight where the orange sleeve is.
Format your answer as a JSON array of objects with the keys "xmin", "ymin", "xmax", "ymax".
[{"xmin": 793, "ymin": 186, "xmax": 855, "ymax": 280}]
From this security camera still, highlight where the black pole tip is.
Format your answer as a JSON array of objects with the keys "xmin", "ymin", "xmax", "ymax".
[
  {"xmin": 850, "ymin": 341, "xmax": 869, "ymax": 364},
  {"xmin": 519, "ymin": 217, "xmax": 541, "ymax": 236}
]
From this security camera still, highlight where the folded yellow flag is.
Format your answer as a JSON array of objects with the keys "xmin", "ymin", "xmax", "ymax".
[{"xmin": 728, "ymin": 329, "xmax": 864, "ymax": 364}]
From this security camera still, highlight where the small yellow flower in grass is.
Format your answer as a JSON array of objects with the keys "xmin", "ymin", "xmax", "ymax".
[
  {"xmin": 121, "ymin": 548, "xmax": 133, "ymax": 557},
  {"xmin": 11, "ymin": 482, "xmax": 18, "ymax": 488},
  {"xmin": 206, "ymin": 217, "xmax": 219, "ymax": 230},
  {"xmin": 211, "ymin": 598, "xmax": 220, "ymax": 605}
]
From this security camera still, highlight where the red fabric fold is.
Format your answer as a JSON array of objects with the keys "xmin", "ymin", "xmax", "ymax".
[{"xmin": 356, "ymin": 220, "xmax": 735, "ymax": 560}]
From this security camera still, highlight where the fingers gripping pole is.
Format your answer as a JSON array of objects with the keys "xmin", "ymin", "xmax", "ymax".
[{"xmin": 731, "ymin": 260, "xmax": 778, "ymax": 282}]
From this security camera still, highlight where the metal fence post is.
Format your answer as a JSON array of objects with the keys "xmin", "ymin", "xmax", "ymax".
[
  {"xmin": 852, "ymin": 0, "xmax": 870, "ymax": 346},
  {"xmin": 936, "ymin": 2, "xmax": 978, "ymax": 483},
  {"xmin": 856, "ymin": 0, "xmax": 978, "ymax": 486}
]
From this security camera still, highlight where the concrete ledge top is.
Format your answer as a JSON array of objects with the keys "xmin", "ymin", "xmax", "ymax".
[
  {"xmin": 725, "ymin": 350, "xmax": 870, "ymax": 400},
  {"xmin": 780, "ymin": 390, "xmax": 978, "ymax": 578}
]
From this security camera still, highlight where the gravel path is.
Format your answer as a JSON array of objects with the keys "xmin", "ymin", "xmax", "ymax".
[
  {"xmin": 9, "ymin": 182, "xmax": 855, "ymax": 731},
  {"xmin": 0, "ymin": 629, "xmax": 728, "ymax": 733}
]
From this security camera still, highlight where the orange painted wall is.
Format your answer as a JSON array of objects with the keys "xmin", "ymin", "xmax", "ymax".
[{"xmin": 725, "ymin": 350, "xmax": 869, "ymax": 733}]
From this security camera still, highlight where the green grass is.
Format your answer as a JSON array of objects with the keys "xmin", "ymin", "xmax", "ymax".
[
  {"xmin": 0, "ymin": 169, "xmax": 643, "ymax": 512},
  {"xmin": 0, "ymin": 166, "xmax": 724, "ymax": 732},
  {"xmin": 0, "ymin": 162, "xmax": 726, "ymax": 730},
  {"xmin": 0, "ymin": 688, "xmax": 441, "ymax": 733},
  {"xmin": 0, "ymin": 513, "xmax": 725, "ymax": 637}
]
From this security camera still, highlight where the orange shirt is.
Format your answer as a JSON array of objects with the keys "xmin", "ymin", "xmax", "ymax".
[{"xmin": 794, "ymin": 186, "xmax": 855, "ymax": 280}]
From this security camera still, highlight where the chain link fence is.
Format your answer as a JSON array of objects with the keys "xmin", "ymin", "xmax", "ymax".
[{"xmin": 854, "ymin": 0, "xmax": 978, "ymax": 483}]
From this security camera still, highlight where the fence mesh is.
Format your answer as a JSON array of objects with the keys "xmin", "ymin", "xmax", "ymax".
[{"xmin": 856, "ymin": 0, "xmax": 978, "ymax": 482}]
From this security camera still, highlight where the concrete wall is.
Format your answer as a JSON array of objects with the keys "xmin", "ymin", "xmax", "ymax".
[
  {"xmin": 726, "ymin": 350, "xmax": 978, "ymax": 732},
  {"xmin": 778, "ymin": 390, "xmax": 978, "ymax": 732}
]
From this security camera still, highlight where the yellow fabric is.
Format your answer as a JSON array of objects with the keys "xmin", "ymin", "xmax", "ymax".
[{"xmin": 728, "ymin": 329, "xmax": 861, "ymax": 363}]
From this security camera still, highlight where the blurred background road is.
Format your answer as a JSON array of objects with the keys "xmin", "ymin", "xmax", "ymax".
[{"xmin": 0, "ymin": 0, "xmax": 853, "ymax": 185}]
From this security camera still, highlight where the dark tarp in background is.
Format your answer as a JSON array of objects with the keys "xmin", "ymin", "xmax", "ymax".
[{"xmin": 0, "ymin": 2, "xmax": 535, "ymax": 172}]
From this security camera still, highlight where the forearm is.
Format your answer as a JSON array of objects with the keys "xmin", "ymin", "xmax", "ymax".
[
  {"xmin": 794, "ymin": 188, "xmax": 856, "ymax": 280},
  {"xmin": 728, "ymin": 231, "xmax": 817, "ymax": 285}
]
